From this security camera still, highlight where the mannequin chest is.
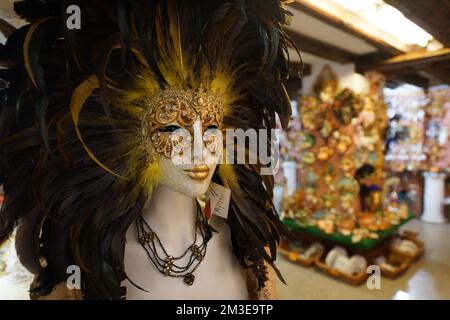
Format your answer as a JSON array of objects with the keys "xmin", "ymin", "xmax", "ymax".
[{"xmin": 122, "ymin": 216, "xmax": 249, "ymax": 300}]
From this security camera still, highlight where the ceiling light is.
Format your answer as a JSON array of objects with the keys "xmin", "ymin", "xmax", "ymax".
[{"xmin": 301, "ymin": 0, "xmax": 442, "ymax": 51}]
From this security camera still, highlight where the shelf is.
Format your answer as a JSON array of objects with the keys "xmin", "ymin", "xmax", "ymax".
[{"xmin": 282, "ymin": 212, "xmax": 415, "ymax": 251}]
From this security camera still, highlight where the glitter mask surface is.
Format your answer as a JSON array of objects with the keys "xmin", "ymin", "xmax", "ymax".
[{"xmin": 140, "ymin": 87, "xmax": 224, "ymax": 161}]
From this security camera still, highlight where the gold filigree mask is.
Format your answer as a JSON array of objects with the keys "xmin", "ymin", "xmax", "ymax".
[{"xmin": 140, "ymin": 86, "xmax": 224, "ymax": 161}]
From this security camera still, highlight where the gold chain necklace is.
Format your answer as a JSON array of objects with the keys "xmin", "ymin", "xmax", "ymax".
[{"xmin": 136, "ymin": 202, "xmax": 209, "ymax": 285}]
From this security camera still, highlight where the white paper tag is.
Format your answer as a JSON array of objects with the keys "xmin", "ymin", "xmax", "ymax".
[{"xmin": 206, "ymin": 182, "xmax": 231, "ymax": 219}]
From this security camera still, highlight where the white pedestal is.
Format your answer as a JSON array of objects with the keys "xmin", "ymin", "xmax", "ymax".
[
  {"xmin": 421, "ymin": 172, "xmax": 448, "ymax": 224},
  {"xmin": 282, "ymin": 161, "xmax": 297, "ymax": 197},
  {"xmin": 273, "ymin": 184, "xmax": 284, "ymax": 214}
]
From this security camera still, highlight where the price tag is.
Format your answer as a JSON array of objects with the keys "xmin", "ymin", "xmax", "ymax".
[{"xmin": 205, "ymin": 183, "xmax": 231, "ymax": 219}]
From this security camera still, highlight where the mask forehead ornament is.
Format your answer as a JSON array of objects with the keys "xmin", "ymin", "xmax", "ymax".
[{"xmin": 139, "ymin": 86, "xmax": 224, "ymax": 162}]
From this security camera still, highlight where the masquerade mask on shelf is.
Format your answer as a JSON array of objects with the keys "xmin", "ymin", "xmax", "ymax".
[
  {"xmin": 302, "ymin": 152, "xmax": 316, "ymax": 165},
  {"xmin": 305, "ymin": 188, "xmax": 319, "ymax": 205},
  {"xmin": 300, "ymin": 96, "xmax": 322, "ymax": 130},
  {"xmin": 300, "ymin": 134, "xmax": 316, "ymax": 150},
  {"xmin": 361, "ymin": 185, "xmax": 382, "ymax": 213},
  {"xmin": 321, "ymin": 164, "xmax": 335, "ymax": 184},
  {"xmin": 366, "ymin": 151, "xmax": 379, "ymax": 166},
  {"xmin": 320, "ymin": 120, "xmax": 333, "ymax": 138},
  {"xmin": 318, "ymin": 146, "xmax": 333, "ymax": 161},
  {"xmin": 305, "ymin": 171, "xmax": 318, "ymax": 187},
  {"xmin": 317, "ymin": 218, "xmax": 334, "ymax": 234},
  {"xmin": 324, "ymin": 174, "xmax": 334, "ymax": 184},
  {"xmin": 341, "ymin": 158, "xmax": 355, "ymax": 172},
  {"xmin": 333, "ymin": 89, "xmax": 356, "ymax": 125},
  {"xmin": 337, "ymin": 135, "xmax": 352, "ymax": 154},
  {"xmin": 337, "ymin": 176, "xmax": 360, "ymax": 195},
  {"xmin": 323, "ymin": 193, "xmax": 336, "ymax": 209}
]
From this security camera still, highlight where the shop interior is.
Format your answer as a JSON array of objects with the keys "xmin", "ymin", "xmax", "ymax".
[{"xmin": 1, "ymin": 0, "xmax": 450, "ymax": 300}]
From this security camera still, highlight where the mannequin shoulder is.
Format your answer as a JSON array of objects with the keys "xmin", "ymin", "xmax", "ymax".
[
  {"xmin": 30, "ymin": 281, "xmax": 83, "ymax": 300},
  {"xmin": 208, "ymin": 217, "xmax": 280, "ymax": 300},
  {"xmin": 246, "ymin": 265, "xmax": 279, "ymax": 300}
]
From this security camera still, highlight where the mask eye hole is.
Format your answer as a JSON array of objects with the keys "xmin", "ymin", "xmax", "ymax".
[
  {"xmin": 159, "ymin": 125, "xmax": 182, "ymax": 133},
  {"xmin": 205, "ymin": 125, "xmax": 218, "ymax": 131}
]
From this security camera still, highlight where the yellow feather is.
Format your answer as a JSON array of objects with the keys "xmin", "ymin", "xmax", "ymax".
[
  {"xmin": 140, "ymin": 160, "xmax": 161, "ymax": 191},
  {"xmin": 70, "ymin": 75, "xmax": 129, "ymax": 180},
  {"xmin": 168, "ymin": 0, "xmax": 185, "ymax": 80},
  {"xmin": 218, "ymin": 149, "xmax": 240, "ymax": 190}
]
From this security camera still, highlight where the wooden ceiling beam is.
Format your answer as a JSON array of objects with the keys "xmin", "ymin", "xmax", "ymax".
[
  {"xmin": 427, "ymin": 68, "xmax": 450, "ymax": 86},
  {"xmin": 382, "ymin": 67, "xmax": 419, "ymax": 78},
  {"xmin": 425, "ymin": 59, "xmax": 450, "ymax": 73},
  {"xmin": 0, "ymin": 18, "xmax": 16, "ymax": 38},
  {"xmin": 289, "ymin": 62, "xmax": 311, "ymax": 78},
  {"xmin": 357, "ymin": 48, "xmax": 450, "ymax": 73},
  {"xmin": 286, "ymin": 29, "xmax": 357, "ymax": 64},
  {"xmin": 387, "ymin": 73, "xmax": 430, "ymax": 89},
  {"xmin": 287, "ymin": 0, "xmax": 401, "ymax": 55}
]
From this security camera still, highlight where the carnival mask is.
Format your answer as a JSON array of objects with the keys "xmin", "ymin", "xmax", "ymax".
[
  {"xmin": 341, "ymin": 158, "xmax": 355, "ymax": 172},
  {"xmin": 301, "ymin": 152, "xmax": 316, "ymax": 165},
  {"xmin": 320, "ymin": 120, "xmax": 332, "ymax": 138},
  {"xmin": 140, "ymin": 86, "xmax": 225, "ymax": 197},
  {"xmin": 300, "ymin": 134, "xmax": 316, "ymax": 150},
  {"xmin": 317, "ymin": 146, "xmax": 333, "ymax": 161}
]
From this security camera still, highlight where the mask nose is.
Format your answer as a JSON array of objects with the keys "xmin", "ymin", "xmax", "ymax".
[{"xmin": 192, "ymin": 118, "xmax": 204, "ymax": 164}]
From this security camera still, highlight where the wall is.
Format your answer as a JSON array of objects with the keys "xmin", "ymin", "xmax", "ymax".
[{"xmin": 300, "ymin": 53, "xmax": 369, "ymax": 96}]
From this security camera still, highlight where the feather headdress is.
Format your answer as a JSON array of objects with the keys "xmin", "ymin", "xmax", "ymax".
[{"xmin": 0, "ymin": 0, "xmax": 296, "ymax": 299}]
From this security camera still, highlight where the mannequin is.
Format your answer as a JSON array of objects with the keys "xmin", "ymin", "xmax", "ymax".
[
  {"xmin": 0, "ymin": 0, "xmax": 293, "ymax": 300},
  {"xmin": 124, "ymin": 186, "xmax": 250, "ymax": 300},
  {"xmin": 123, "ymin": 112, "xmax": 251, "ymax": 299}
]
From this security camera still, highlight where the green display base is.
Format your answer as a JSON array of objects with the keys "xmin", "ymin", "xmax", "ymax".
[{"xmin": 282, "ymin": 213, "xmax": 415, "ymax": 251}]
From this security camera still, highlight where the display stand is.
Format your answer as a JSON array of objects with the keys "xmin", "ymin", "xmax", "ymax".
[
  {"xmin": 282, "ymin": 161, "xmax": 297, "ymax": 197},
  {"xmin": 280, "ymin": 217, "xmax": 424, "ymax": 284},
  {"xmin": 279, "ymin": 69, "xmax": 425, "ymax": 285},
  {"xmin": 283, "ymin": 211, "xmax": 414, "ymax": 251},
  {"xmin": 273, "ymin": 184, "xmax": 284, "ymax": 214},
  {"xmin": 421, "ymin": 172, "xmax": 448, "ymax": 224}
]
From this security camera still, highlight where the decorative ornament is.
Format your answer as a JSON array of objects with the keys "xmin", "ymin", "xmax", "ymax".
[{"xmin": 140, "ymin": 86, "xmax": 224, "ymax": 161}]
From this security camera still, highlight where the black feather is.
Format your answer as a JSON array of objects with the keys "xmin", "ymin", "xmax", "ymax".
[{"xmin": 1, "ymin": 0, "xmax": 299, "ymax": 299}]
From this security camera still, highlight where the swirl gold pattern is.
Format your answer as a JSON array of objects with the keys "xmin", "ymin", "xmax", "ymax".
[{"xmin": 140, "ymin": 86, "xmax": 224, "ymax": 160}]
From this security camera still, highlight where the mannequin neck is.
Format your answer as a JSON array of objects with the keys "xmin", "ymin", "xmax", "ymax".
[{"xmin": 140, "ymin": 184, "xmax": 198, "ymax": 251}]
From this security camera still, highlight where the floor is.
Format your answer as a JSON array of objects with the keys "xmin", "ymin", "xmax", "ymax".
[
  {"xmin": 277, "ymin": 218, "xmax": 450, "ymax": 300},
  {"xmin": 0, "ymin": 218, "xmax": 449, "ymax": 300}
]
